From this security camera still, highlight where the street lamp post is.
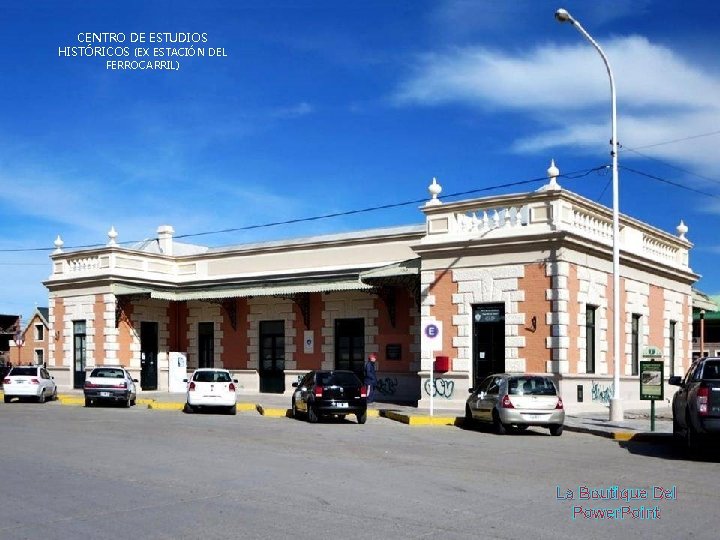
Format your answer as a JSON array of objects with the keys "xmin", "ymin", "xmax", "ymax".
[{"xmin": 555, "ymin": 8, "xmax": 623, "ymax": 421}]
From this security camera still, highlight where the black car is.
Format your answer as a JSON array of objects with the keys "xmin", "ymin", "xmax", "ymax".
[
  {"xmin": 291, "ymin": 370, "xmax": 367, "ymax": 424},
  {"xmin": 670, "ymin": 357, "xmax": 720, "ymax": 453}
]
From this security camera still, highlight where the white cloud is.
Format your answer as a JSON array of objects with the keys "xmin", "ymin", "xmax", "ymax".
[
  {"xmin": 270, "ymin": 102, "xmax": 314, "ymax": 119},
  {"xmin": 394, "ymin": 37, "xmax": 720, "ymax": 173}
]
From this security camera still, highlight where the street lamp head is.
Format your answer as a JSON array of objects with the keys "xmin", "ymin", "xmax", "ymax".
[{"xmin": 554, "ymin": 8, "xmax": 573, "ymax": 23}]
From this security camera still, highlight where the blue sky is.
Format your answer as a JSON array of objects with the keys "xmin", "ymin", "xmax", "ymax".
[{"xmin": 2, "ymin": 0, "xmax": 720, "ymax": 322}]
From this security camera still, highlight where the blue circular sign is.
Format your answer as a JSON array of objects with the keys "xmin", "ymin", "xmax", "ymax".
[{"xmin": 425, "ymin": 324, "xmax": 439, "ymax": 338}]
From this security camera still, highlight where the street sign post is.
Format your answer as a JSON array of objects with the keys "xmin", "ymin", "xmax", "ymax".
[{"xmin": 640, "ymin": 346, "xmax": 664, "ymax": 431}]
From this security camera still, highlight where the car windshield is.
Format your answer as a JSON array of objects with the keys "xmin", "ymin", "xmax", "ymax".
[
  {"xmin": 91, "ymin": 368, "xmax": 125, "ymax": 378},
  {"xmin": 193, "ymin": 371, "xmax": 231, "ymax": 383},
  {"xmin": 317, "ymin": 371, "xmax": 360, "ymax": 387},
  {"xmin": 9, "ymin": 367, "xmax": 37, "ymax": 376},
  {"xmin": 508, "ymin": 376, "xmax": 557, "ymax": 396}
]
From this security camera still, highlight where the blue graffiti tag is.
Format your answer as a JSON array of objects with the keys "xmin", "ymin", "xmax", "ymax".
[
  {"xmin": 423, "ymin": 378, "xmax": 455, "ymax": 399},
  {"xmin": 591, "ymin": 382, "xmax": 614, "ymax": 404},
  {"xmin": 375, "ymin": 377, "xmax": 398, "ymax": 396}
]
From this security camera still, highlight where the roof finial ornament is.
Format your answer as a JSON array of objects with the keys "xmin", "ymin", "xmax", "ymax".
[
  {"xmin": 426, "ymin": 177, "xmax": 442, "ymax": 206},
  {"xmin": 107, "ymin": 226, "xmax": 118, "ymax": 246},
  {"xmin": 676, "ymin": 220, "xmax": 688, "ymax": 240},
  {"xmin": 53, "ymin": 235, "xmax": 64, "ymax": 254},
  {"xmin": 546, "ymin": 159, "xmax": 560, "ymax": 190}
]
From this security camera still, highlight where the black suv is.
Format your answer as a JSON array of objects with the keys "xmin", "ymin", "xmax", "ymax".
[
  {"xmin": 669, "ymin": 357, "xmax": 720, "ymax": 452},
  {"xmin": 291, "ymin": 370, "xmax": 367, "ymax": 424}
]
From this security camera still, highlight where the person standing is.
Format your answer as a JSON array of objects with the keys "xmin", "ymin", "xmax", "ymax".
[{"xmin": 364, "ymin": 353, "xmax": 378, "ymax": 404}]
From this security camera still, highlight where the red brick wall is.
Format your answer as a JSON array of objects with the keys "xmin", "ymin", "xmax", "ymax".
[
  {"xmin": 428, "ymin": 270, "xmax": 458, "ymax": 360},
  {"xmin": 221, "ymin": 299, "xmax": 250, "ymax": 369},
  {"xmin": 648, "ymin": 285, "xmax": 664, "ymax": 353},
  {"xmin": 519, "ymin": 263, "xmax": 552, "ymax": 373},
  {"xmin": 168, "ymin": 302, "xmax": 190, "ymax": 354},
  {"xmin": 118, "ymin": 303, "xmax": 134, "ymax": 366},
  {"xmin": 293, "ymin": 293, "xmax": 324, "ymax": 371},
  {"xmin": 374, "ymin": 288, "xmax": 414, "ymax": 374},
  {"xmin": 94, "ymin": 295, "xmax": 105, "ymax": 365},
  {"xmin": 53, "ymin": 299, "xmax": 65, "ymax": 367}
]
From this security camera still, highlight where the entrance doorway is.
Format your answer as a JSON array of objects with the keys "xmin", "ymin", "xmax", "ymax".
[
  {"xmin": 73, "ymin": 320, "xmax": 86, "ymax": 389},
  {"xmin": 471, "ymin": 304, "xmax": 505, "ymax": 388},
  {"xmin": 198, "ymin": 322, "xmax": 214, "ymax": 368},
  {"xmin": 140, "ymin": 322, "xmax": 158, "ymax": 390},
  {"xmin": 335, "ymin": 318, "xmax": 365, "ymax": 378},
  {"xmin": 259, "ymin": 320, "xmax": 285, "ymax": 393}
]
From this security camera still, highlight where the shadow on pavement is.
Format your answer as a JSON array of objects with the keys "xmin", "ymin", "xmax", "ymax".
[{"xmin": 618, "ymin": 438, "xmax": 720, "ymax": 463}]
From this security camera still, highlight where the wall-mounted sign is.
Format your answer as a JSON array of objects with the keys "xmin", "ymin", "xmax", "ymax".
[
  {"xmin": 386, "ymin": 343, "xmax": 402, "ymax": 360},
  {"xmin": 474, "ymin": 307, "xmax": 503, "ymax": 323},
  {"xmin": 304, "ymin": 330, "xmax": 314, "ymax": 354}
]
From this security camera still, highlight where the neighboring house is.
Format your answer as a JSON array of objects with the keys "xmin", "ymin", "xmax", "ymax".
[
  {"xmin": 43, "ymin": 162, "xmax": 698, "ymax": 410},
  {"xmin": 0, "ymin": 314, "xmax": 21, "ymax": 365},
  {"xmin": 692, "ymin": 290, "xmax": 720, "ymax": 360},
  {"xmin": 8, "ymin": 308, "xmax": 50, "ymax": 366}
]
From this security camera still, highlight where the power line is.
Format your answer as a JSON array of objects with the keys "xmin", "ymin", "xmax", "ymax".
[
  {"xmin": 0, "ymin": 165, "xmax": 606, "ymax": 253},
  {"xmin": 619, "ymin": 165, "xmax": 720, "ymax": 199}
]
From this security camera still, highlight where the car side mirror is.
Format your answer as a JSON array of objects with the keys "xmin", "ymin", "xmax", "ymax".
[
  {"xmin": 183, "ymin": 378, "xmax": 188, "ymax": 383},
  {"xmin": 132, "ymin": 379, "xmax": 139, "ymax": 383},
  {"xmin": 233, "ymin": 379, "xmax": 239, "ymax": 383},
  {"xmin": 668, "ymin": 376, "xmax": 682, "ymax": 386},
  {"xmin": 292, "ymin": 382, "xmax": 298, "ymax": 387},
  {"xmin": 468, "ymin": 388, "xmax": 474, "ymax": 393}
]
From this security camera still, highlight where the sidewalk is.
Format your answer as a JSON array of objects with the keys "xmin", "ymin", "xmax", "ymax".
[{"xmin": 2, "ymin": 388, "xmax": 675, "ymax": 442}]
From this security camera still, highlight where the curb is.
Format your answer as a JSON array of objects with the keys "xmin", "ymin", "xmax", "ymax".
[
  {"xmin": 380, "ymin": 410, "xmax": 460, "ymax": 426},
  {"xmin": 563, "ymin": 424, "xmax": 673, "ymax": 442}
]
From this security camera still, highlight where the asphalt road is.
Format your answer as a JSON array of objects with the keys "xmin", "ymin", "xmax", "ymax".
[{"xmin": 0, "ymin": 401, "xmax": 718, "ymax": 540}]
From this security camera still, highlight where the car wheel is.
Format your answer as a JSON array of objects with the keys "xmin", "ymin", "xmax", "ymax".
[
  {"xmin": 85, "ymin": 398, "xmax": 92, "ymax": 407},
  {"xmin": 307, "ymin": 404, "xmax": 319, "ymax": 423},
  {"xmin": 549, "ymin": 424, "xmax": 563, "ymax": 437},
  {"xmin": 183, "ymin": 402, "xmax": 194, "ymax": 414},
  {"xmin": 357, "ymin": 410, "xmax": 367, "ymax": 424},
  {"xmin": 291, "ymin": 399, "xmax": 300, "ymax": 419},
  {"xmin": 3, "ymin": 395, "xmax": 10, "ymax": 404},
  {"xmin": 38, "ymin": 390, "xmax": 46, "ymax": 404},
  {"xmin": 686, "ymin": 413, "xmax": 699, "ymax": 454},
  {"xmin": 228, "ymin": 404, "xmax": 237, "ymax": 415},
  {"xmin": 52, "ymin": 388, "xmax": 58, "ymax": 401},
  {"xmin": 672, "ymin": 416, "xmax": 684, "ymax": 446},
  {"xmin": 124, "ymin": 396, "xmax": 131, "ymax": 408},
  {"xmin": 464, "ymin": 404, "xmax": 475, "ymax": 428},
  {"xmin": 492, "ymin": 410, "xmax": 507, "ymax": 435}
]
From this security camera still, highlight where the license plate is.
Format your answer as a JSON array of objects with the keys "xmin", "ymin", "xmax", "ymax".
[
  {"xmin": 335, "ymin": 402, "xmax": 348, "ymax": 408},
  {"xmin": 100, "ymin": 391, "xmax": 111, "ymax": 397},
  {"xmin": 524, "ymin": 414, "xmax": 542, "ymax": 419}
]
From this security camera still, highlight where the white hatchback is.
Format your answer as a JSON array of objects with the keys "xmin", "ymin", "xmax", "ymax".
[
  {"xmin": 184, "ymin": 368, "xmax": 238, "ymax": 415},
  {"xmin": 3, "ymin": 365, "xmax": 57, "ymax": 403}
]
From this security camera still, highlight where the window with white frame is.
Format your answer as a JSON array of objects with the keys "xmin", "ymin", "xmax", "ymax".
[{"xmin": 35, "ymin": 324, "xmax": 44, "ymax": 341}]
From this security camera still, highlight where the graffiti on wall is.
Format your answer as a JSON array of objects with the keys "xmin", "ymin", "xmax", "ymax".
[
  {"xmin": 423, "ymin": 378, "xmax": 455, "ymax": 399},
  {"xmin": 591, "ymin": 382, "xmax": 614, "ymax": 404},
  {"xmin": 375, "ymin": 377, "xmax": 398, "ymax": 396}
]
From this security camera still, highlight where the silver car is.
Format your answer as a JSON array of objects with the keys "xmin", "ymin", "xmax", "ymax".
[{"xmin": 465, "ymin": 373, "xmax": 565, "ymax": 436}]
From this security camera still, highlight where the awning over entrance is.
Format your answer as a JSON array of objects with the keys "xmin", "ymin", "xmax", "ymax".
[{"xmin": 111, "ymin": 279, "xmax": 373, "ymax": 302}]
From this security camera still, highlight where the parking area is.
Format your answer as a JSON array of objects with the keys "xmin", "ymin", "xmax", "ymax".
[{"xmin": 1, "ymin": 401, "xmax": 718, "ymax": 540}]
